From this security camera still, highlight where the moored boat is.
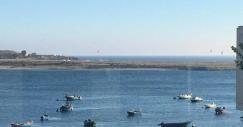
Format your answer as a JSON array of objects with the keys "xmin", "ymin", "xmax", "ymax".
[
  {"xmin": 240, "ymin": 116, "xmax": 243, "ymax": 120},
  {"xmin": 127, "ymin": 110, "xmax": 142, "ymax": 117},
  {"xmin": 158, "ymin": 121, "xmax": 193, "ymax": 127},
  {"xmin": 177, "ymin": 94, "xmax": 192, "ymax": 100},
  {"xmin": 40, "ymin": 114, "xmax": 49, "ymax": 121},
  {"xmin": 57, "ymin": 102, "xmax": 73, "ymax": 112},
  {"xmin": 65, "ymin": 95, "xmax": 82, "ymax": 101},
  {"xmin": 205, "ymin": 103, "xmax": 216, "ymax": 109},
  {"xmin": 11, "ymin": 120, "xmax": 33, "ymax": 127},
  {"xmin": 215, "ymin": 107, "xmax": 226, "ymax": 115},
  {"xmin": 83, "ymin": 119, "xmax": 96, "ymax": 127},
  {"xmin": 190, "ymin": 96, "xmax": 203, "ymax": 103}
]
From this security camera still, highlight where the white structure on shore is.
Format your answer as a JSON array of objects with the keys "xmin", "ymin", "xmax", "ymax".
[{"xmin": 236, "ymin": 26, "xmax": 243, "ymax": 110}]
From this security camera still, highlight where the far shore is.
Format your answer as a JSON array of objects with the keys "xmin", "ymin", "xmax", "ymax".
[{"xmin": 0, "ymin": 59, "xmax": 236, "ymax": 70}]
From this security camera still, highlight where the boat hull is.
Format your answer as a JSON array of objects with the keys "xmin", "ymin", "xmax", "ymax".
[
  {"xmin": 65, "ymin": 96, "xmax": 81, "ymax": 101},
  {"xmin": 83, "ymin": 119, "xmax": 96, "ymax": 127},
  {"xmin": 11, "ymin": 121, "xmax": 33, "ymax": 127},
  {"xmin": 58, "ymin": 103, "xmax": 73, "ymax": 112},
  {"xmin": 11, "ymin": 125, "xmax": 32, "ymax": 127},
  {"xmin": 127, "ymin": 111, "xmax": 141, "ymax": 117},
  {"xmin": 177, "ymin": 94, "xmax": 192, "ymax": 100},
  {"xmin": 205, "ymin": 104, "xmax": 216, "ymax": 109},
  {"xmin": 60, "ymin": 106, "xmax": 73, "ymax": 112},
  {"xmin": 40, "ymin": 115, "xmax": 49, "ymax": 121},
  {"xmin": 190, "ymin": 97, "xmax": 203, "ymax": 103},
  {"xmin": 215, "ymin": 107, "xmax": 225, "ymax": 115},
  {"xmin": 191, "ymin": 100, "xmax": 203, "ymax": 103},
  {"xmin": 159, "ymin": 121, "xmax": 191, "ymax": 127}
]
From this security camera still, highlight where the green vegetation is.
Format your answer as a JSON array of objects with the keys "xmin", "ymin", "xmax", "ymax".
[{"xmin": 231, "ymin": 44, "xmax": 243, "ymax": 69}]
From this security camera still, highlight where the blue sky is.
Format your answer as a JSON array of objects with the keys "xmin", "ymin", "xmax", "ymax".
[{"xmin": 0, "ymin": 0, "xmax": 242, "ymax": 56}]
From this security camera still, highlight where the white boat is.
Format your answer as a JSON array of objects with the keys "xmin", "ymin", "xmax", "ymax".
[
  {"xmin": 127, "ymin": 110, "xmax": 142, "ymax": 117},
  {"xmin": 11, "ymin": 120, "xmax": 33, "ymax": 127},
  {"xmin": 65, "ymin": 95, "xmax": 82, "ymax": 101},
  {"xmin": 177, "ymin": 94, "xmax": 192, "ymax": 99},
  {"xmin": 205, "ymin": 103, "xmax": 217, "ymax": 109},
  {"xmin": 191, "ymin": 96, "xmax": 203, "ymax": 103}
]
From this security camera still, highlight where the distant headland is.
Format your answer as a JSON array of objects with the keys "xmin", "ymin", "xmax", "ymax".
[
  {"xmin": 0, "ymin": 50, "xmax": 235, "ymax": 70},
  {"xmin": 0, "ymin": 50, "xmax": 78, "ymax": 60}
]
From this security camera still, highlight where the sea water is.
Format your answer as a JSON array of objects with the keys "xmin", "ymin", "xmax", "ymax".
[{"xmin": 0, "ymin": 57, "xmax": 241, "ymax": 127}]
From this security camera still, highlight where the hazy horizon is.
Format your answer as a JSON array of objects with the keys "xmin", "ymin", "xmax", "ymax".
[
  {"xmin": 0, "ymin": 48, "xmax": 236, "ymax": 57},
  {"xmin": 1, "ymin": 0, "xmax": 242, "ymax": 56}
]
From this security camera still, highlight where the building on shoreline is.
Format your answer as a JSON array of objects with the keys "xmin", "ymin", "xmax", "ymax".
[
  {"xmin": 0, "ymin": 50, "xmax": 78, "ymax": 60},
  {"xmin": 0, "ymin": 50, "xmax": 18, "ymax": 59}
]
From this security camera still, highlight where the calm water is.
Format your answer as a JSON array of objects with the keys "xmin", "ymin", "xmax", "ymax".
[{"xmin": 0, "ymin": 68, "xmax": 240, "ymax": 127}]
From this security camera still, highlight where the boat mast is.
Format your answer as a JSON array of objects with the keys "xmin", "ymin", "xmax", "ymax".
[
  {"xmin": 186, "ymin": 64, "xmax": 192, "ymax": 115},
  {"xmin": 187, "ymin": 64, "xmax": 192, "ymax": 94}
]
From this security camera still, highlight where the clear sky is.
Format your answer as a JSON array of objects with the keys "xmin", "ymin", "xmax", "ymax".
[{"xmin": 0, "ymin": 0, "xmax": 242, "ymax": 56}]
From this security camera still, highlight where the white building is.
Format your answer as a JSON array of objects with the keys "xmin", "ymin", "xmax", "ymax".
[{"xmin": 236, "ymin": 26, "xmax": 243, "ymax": 110}]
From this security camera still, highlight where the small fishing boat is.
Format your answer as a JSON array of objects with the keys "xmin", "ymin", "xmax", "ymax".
[
  {"xmin": 205, "ymin": 103, "xmax": 216, "ymax": 109},
  {"xmin": 40, "ymin": 114, "xmax": 49, "ymax": 121},
  {"xmin": 190, "ymin": 96, "xmax": 203, "ymax": 103},
  {"xmin": 57, "ymin": 102, "xmax": 73, "ymax": 112},
  {"xmin": 83, "ymin": 119, "xmax": 96, "ymax": 127},
  {"xmin": 11, "ymin": 120, "xmax": 33, "ymax": 127},
  {"xmin": 240, "ymin": 116, "xmax": 243, "ymax": 120},
  {"xmin": 177, "ymin": 94, "xmax": 192, "ymax": 100},
  {"xmin": 158, "ymin": 121, "xmax": 194, "ymax": 127},
  {"xmin": 127, "ymin": 110, "xmax": 141, "ymax": 117},
  {"xmin": 65, "ymin": 95, "xmax": 82, "ymax": 101},
  {"xmin": 215, "ymin": 107, "xmax": 226, "ymax": 115}
]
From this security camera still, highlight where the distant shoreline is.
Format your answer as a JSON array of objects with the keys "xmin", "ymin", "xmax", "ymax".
[{"xmin": 0, "ymin": 59, "xmax": 235, "ymax": 70}]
